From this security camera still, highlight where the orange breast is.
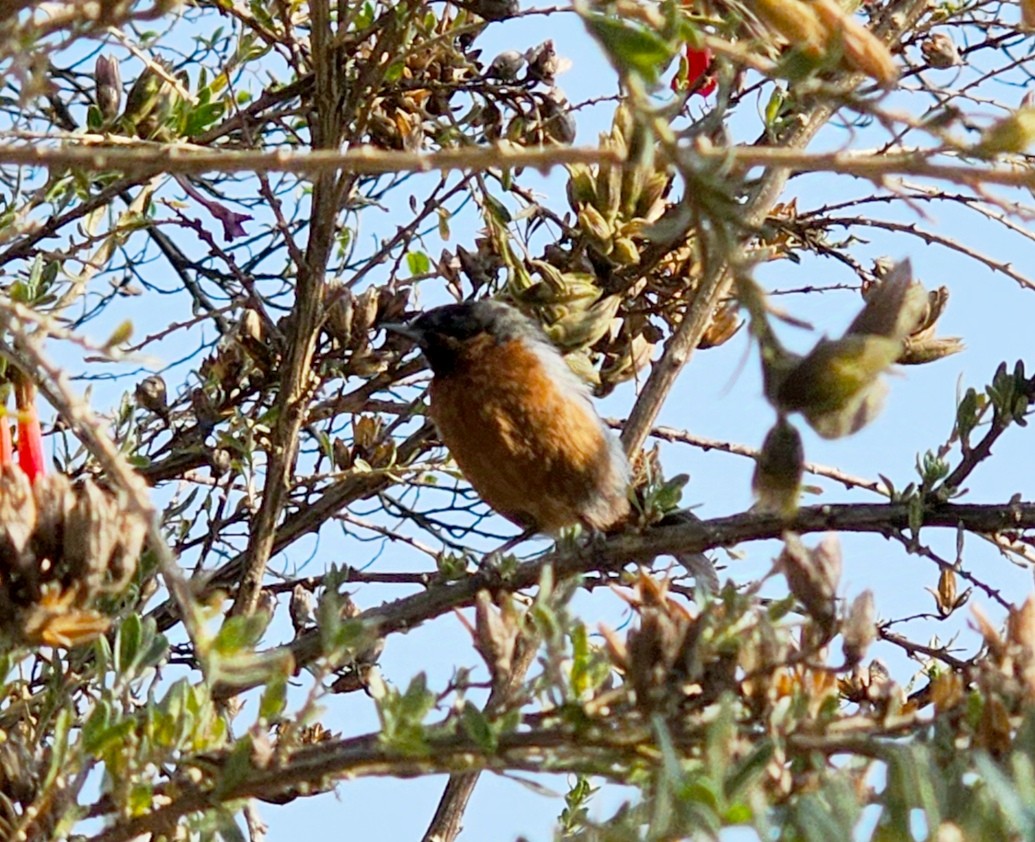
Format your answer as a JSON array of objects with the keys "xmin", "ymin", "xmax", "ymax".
[{"xmin": 428, "ymin": 336, "xmax": 628, "ymax": 533}]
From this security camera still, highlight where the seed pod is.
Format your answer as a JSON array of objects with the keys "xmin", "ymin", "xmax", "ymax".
[
  {"xmin": 94, "ymin": 55, "xmax": 123, "ymax": 122},
  {"xmin": 487, "ymin": 50, "xmax": 525, "ymax": 81},
  {"xmin": 699, "ymin": 301, "xmax": 742, "ymax": 349},
  {"xmin": 849, "ymin": 260, "xmax": 928, "ymax": 340},
  {"xmin": 290, "ymin": 584, "xmax": 316, "ymax": 635},
  {"xmin": 752, "ymin": 416, "xmax": 804, "ymax": 517},
  {"xmin": 63, "ymin": 480, "xmax": 119, "ymax": 593},
  {"xmin": 0, "ymin": 467, "xmax": 37, "ymax": 584},
  {"xmin": 921, "ymin": 33, "xmax": 962, "ymax": 69},
  {"xmin": 842, "ymin": 589, "xmax": 877, "ymax": 666},
  {"xmin": 899, "ymin": 335, "xmax": 965, "ymax": 365},
  {"xmin": 540, "ymin": 93, "xmax": 576, "ymax": 145},
  {"xmin": 135, "ymin": 375, "xmax": 169, "ymax": 418},
  {"xmin": 780, "ymin": 532, "xmax": 840, "ymax": 634},
  {"xmin": 525, "ymin": 40, "xmax": 560, "ymax": 84}
]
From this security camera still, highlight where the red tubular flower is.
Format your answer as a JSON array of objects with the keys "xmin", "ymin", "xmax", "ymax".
[{"xmin": 14, "ymin": 379, "xmax": 45, "ymax": 483}]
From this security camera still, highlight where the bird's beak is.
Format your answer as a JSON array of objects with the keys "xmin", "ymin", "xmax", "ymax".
[{"xmin": 382, "ymin": 322, "xmax": 424, "ymax": 343}]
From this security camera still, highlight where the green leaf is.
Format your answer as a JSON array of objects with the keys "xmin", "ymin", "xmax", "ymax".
[
  {"xmin": 460, "ymin": 702, "xmax": 497, "ymax": 751},
  {"xmin": 81, "ymin": 701, "xmax": 112, "ymax": 755},
  {"xmin": 259, "ymin": 667, "xmax": 288, "ymax": 721},
  {"xmin": 483, "ymin": 193, "xmax": 511, "ymax": 224},
  {"xmin": 584, "ymin": 15, "xmax": 675, "ymax": 85},
  {"xmin": 956, "ymin": 387, "xmax": 982, "ymax": 447},
  {"xmin": 406, "ymin": 250, "xmax": 431, "ymax": 277},
  {"xmin": 115, "ymin": 614, "xmax": 142, "ymax": 677},
  {"xmin": 42, "ymin": 707, "xmax": 73, "ymax": 791},
  {"xmin": 213, "ymin": 613, "xmax": 269, "ymax": 655}
]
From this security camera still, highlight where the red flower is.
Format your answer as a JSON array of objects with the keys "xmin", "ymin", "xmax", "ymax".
[
  {"xmin": 672, "ymin": 45, "xmax": 716, "ymax": 97},
  {"xmin": 14, "ymin": 381, "xmax": 45, "ymax": 484},
  {"xmin": 17, "ymin": 406, "xmax": 45, "ymax": 483}
]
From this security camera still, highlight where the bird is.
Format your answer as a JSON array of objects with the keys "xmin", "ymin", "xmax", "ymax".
[{"xmin": 386, "ymin": 300, "xmax": 631, "ymax": 536}]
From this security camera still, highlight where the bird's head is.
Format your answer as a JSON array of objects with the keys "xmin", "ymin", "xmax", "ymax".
[{"xmin": 385, "ymin": 300, "xmax": 539, "ymax": 376}]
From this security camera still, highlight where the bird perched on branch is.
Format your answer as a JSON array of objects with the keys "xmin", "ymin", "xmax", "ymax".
[{"xmin": 386, "ymin": 300, "xmax": 631, "ymax": 536}]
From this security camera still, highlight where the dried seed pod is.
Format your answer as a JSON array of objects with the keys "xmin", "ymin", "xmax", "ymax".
[
  {"xmin": 921, "ymin": 33, "xmax": 963, "ymax": 69},
  {"xmin": 849, "ymin": 261, "xmax": 928, "ymax": 339},
  {"xmin": 135, "ymin": 375, "xmax": 169, "ymax": 418},
  {"xmin": 473, "ymin": 590, "xmax": 521, "ymax": 682},
  {"xmin": 487, "ymin": 50, "xmax": 525, "ymax": 81},
  {"xmin": 0, "ymin": 466, "xmax": 37, "ymax": 568},
  {"xmin": 525, "ymin": 40, "xmax": 560, "ymax": 84},
  {"xmin": 290, "ymin": 584, "xmax": 316, "ymax": 635},
  {"xmin": 325, "ymin": 284, "xmax": 355, "ymax": 345},
  {"xmin": 63, "ymin": 480, "xmax": 120, "ymax": 593},
  {"xmin": 109, "ymin": 503, "xmax": 147, "ymax": 591},
  {"xmin": 625, "ymin": 582, "xmax": 694, "ymax": 711},
  {"xmin": 539, "ymin": 91, "xmax": 576, "ymax": 145},
  {"xmin": 94, "ymin": 55, "xmax": 122, "ymax": 122},
  {"xmin": 698, "ymin": 301, "xmax": 742, "ymax": 350},
  {"xmin": 842, "ymin": 589, "xmax": 877, "ymax": 666},
  {"xmin": 780, "ymin": 532, "xmax": 840, "ymax": 635}
]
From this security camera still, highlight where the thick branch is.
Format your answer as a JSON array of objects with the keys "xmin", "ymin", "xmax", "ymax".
[
  {"xmin": 230, "ymin": 498, "xmax": 1035, "ymax": 699},
  {"xmin": 0, "ymin": 140, "xmax": 621, "ymax": 177}
]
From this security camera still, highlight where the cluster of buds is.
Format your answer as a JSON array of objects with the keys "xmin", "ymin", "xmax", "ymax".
[
  {"xmin": 600, "ymin": 573, "xmax": 744, "ymax": 713},
  {"xmin": 972, "ymin": 598, "xmax": 1035, "ymax": 715},
  {"xmin": 94, "ymin": 54, "xmax": 183, "ymax": 140},
  {"xmin": 564, "ymin": 106, "xmax": 670, "ymax": 273},
  {"xmin": 324, "ymin": 281, "xmax": 410, "ymax": 377},
  {"xmin": 498, "ymin": 106, "xmax": 738, "ymax": 394},
  {"xmin": 360, "ymin": 3, "xmax": 572, "ymax": 151},
  {"xmin": 195, "ymin": 308, "xmax": 279, "ymax": 405},
  {"xmin": 600, "ymin": 574, "xmax": 700, "ymax": 712},
  {"xmin": 0, "ymin": 377, "xmax": 146, "ymax": 647},
  {"xmin": 777, "ymin": 533, "xmax": 877, "ymax": 668}
]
